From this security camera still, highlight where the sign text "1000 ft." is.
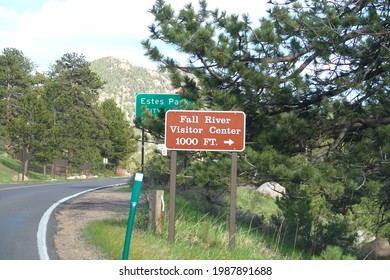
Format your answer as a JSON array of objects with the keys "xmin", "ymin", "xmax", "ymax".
[{"xmin": 165, "ymin": 110, "xmax": 246, "ymax": 152}]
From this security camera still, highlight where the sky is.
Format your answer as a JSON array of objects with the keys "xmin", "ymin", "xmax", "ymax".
[{"xmin": 0, "ymin": 0, "xmax": 271, "ymax": 71}]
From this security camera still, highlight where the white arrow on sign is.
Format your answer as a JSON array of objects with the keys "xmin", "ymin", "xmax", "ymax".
[{"xmin": 224, "ymin": 139, "xmax": 234, "ymax": 146}]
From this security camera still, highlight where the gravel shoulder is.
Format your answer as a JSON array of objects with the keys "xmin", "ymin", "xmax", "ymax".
[{"xmin": 53, "ymin": 186, "xmax": 131, "ymax": 260}]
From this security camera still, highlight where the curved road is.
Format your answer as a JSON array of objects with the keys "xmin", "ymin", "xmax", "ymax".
[{"xmin": 0, "ymin": 177, "xmax": 130, "ymax": 260}]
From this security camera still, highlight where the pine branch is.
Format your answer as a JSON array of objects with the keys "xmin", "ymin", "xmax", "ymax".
[{"xmin": 314, "ymin": 116, "xmax": 390, "ymax": 160}]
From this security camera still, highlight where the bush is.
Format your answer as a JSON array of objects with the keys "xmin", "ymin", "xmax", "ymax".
[{"xmin": 313, "ymin": 246, "xmax": 356, "ymax": 260}]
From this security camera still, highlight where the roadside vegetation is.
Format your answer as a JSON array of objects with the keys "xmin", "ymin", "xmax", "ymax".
[
  {"xmin": 129, "ymin": 0, "xmax": 390, "ymax": 259},
  {"xmin": 84, "ymin": 184, "xmax": 305, "ymax": 260},
  {"xmin": 0, "ymin": 153, "xmax": 115, "ymax": 183},
  {"xmin": 0, "ymin": 154, "xmax": 48, "ymax": 183}
]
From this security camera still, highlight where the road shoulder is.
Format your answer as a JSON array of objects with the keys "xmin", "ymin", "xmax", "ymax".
[{"xmin": 53, "ymin": 186, "xmax": 131, "ymax": 260}]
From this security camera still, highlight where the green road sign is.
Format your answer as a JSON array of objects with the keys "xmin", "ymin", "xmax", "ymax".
[{"xmin": 135, "ymin": 93, "xmax": 192, "ymax": 118}]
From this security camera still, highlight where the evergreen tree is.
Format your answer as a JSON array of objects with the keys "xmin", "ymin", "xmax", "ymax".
[
  {"xmin": 0, "ymin": 48, "xmax": 53, "ymax": 175},
  {"xmin": 43, "ymin": 53, "xmax": 106, "ymax": 172},
  {"xmin": 8, "ymin": 90, "xmax": 52, "ymax": 175},
  {"xmin": 0, "ymin": 48, "xmax": 35, "ymax": 148},
  {"xmin": 100, "ymin": 98, "xmax": 138, "ymax": 173},
  {"xmin": 142, "ymin": 0, "xmax": 390, "ymax": 254}
]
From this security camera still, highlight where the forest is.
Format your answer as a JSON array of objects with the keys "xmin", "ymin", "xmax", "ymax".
[{"xmin": 0, "ymin": 51, "xmax": 138, "ymax": 176}]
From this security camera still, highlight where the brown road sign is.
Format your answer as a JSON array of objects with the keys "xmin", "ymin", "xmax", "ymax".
[{"xmin": 165, "ymin": 110, "xmax": 246, "ymax": 152}]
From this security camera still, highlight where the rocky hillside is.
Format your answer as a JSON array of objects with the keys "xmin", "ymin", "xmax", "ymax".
[{"xmin": 90, "ymin": 57, "xmax": 174, "ymax": 122}]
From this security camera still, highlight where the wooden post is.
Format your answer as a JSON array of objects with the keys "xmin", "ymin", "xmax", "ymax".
[
  {"xmin": 168, "ymin": 150, "xmax": 177, "ymax": 244},
  {"xmin": 149, "ymin": 190, "xmax": 164, "ymax": 233},
  {"xmin": 229, "ymin": 152, "xmax": 238, "ymax": 251}
]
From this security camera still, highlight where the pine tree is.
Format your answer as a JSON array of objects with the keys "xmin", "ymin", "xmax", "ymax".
[
  {"xmin": 43, "ymin": 53, "xmax": 106, "ymax": 172},
  {"xmin": 142, "ymin": 0, "xmax": 390, "ymax": 254},
  {"xmin": 0, "ymin": 48, "xmax": 35, "ymax": 148},
  {"xmin": 100, "ymin": 98, "xmax": 138, "ymax": 174}
]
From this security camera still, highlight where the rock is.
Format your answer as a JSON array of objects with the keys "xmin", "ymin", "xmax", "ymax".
[
  {"xmin": 12, "ymin": 174, "xmax": 28, "ymax": 181},
  {"xmin": 362, "ymin": 238, "xmax": 390, "ymax": 260},
  {"xmin": 116, "ymin": 168, "xmax": 126, "ymax": 176},
  {"xmin": 256, "ymin": 182, "xmax": 285, "ymax": 199},
  {"xmin": 67, "ymin": 174, "xmax": 89, "ymax": 180},
  {"xmin": 355, "ymin": 230, "xmax": 375, "ymax": 247}
]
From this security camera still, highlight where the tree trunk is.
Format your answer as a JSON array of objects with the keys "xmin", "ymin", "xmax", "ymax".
[
  {"xmin": 51, "ymin": 161, "xmax": 55, "ymax": 179},
  {"xmin": 21, "ymin": 148, "xmax": 29, "ymax": 181},
  {"xmin": 23, "ymin": 159, "xmax": 28, "ymax": 176},
  {"xmin": 67, "ymin": 148, "xmax": 73, "ymax": 173},
  {"xmin": 42, "ymin": 162, "xmax": 47, "ymax": 176}
]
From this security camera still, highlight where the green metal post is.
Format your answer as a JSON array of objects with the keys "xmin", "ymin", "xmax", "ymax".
[{"xmin": 122, "ymin": 172, "xmax": 143, "ymax": 260}]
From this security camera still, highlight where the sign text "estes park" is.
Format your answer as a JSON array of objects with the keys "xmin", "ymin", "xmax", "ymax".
[
  {"xmin": 135, "ymin": 93, "xmax": 192, "ymax": 117},
  {"xmin": 165, "ymin": 110, "xmax": 246, "ymax": 152}
]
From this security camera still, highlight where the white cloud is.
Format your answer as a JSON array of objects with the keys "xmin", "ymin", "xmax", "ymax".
[
  {"xmin": 0, "ymin": 0, "xmax": 270, "ymax": 71},
  {"xmin": 2, "ymin": 0, "xmax": 156, "ymax": 69},
  {"xmin": 19, "ymin": 0, "xmax": 153, "ymax": 37}
]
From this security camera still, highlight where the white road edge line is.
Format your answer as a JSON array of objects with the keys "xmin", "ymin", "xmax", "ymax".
[{"xmin": 37, "ymin": 183, "xmax": 127, "ymax": 260}]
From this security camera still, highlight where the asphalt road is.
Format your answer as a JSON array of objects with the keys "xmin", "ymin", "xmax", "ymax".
[{"xmin": 0, "ymin": 177, "xmax": 130, "ymax": 260}]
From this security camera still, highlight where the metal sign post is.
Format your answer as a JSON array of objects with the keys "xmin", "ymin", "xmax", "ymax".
[{"xmin": 122, "ymin": 172, "xmax": 144, "ymax": 260}]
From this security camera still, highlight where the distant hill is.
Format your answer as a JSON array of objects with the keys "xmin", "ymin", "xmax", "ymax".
[{"xmin": 90, "ymin": 57, "xmax": 174, "ymax": 122}]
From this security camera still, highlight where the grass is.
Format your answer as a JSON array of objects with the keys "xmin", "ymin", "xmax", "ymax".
[
  {"xmin": 84, "ymin": 185, "xmax": 305, "ymax": 260},
  {"xmin": 0, "ymin": 153, "xmax": 116, "ymax": 183},
  {"xmin": 0, "ymin": 154, "xmax": 49, "ymax": 183},
  {"xmin": 237, "ymin": 187, "xmax": 281, "ymax": 221}
]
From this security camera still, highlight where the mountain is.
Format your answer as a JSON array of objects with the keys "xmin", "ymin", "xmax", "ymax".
[{"xmin": 90, "ymin": 57, "xmax": 174, "ymax": 122}]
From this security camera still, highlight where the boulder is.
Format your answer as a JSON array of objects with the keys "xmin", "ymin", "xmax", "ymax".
[
  {"xmin": 12, "ymin": 174, "xmax": 28, "ymax": 181},
  {"xmin": 362, "ymin": 238, "xmax": 390, "ymax": 260},
  {"xmin": 116, "ymin": 168, "xmax": 126, "ymax": 176},
  {"xmin": 355, "ymin": 230, "xmax": 375, "ymax": 247},
  {"xmin": 256, "ymin": 182, "xmax": 285, "ymax": 199}
]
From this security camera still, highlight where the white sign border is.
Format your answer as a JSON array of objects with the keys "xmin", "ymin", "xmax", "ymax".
[{"xmin": 164, "ymin": 110, "xmax": 246, "ymax": 152}]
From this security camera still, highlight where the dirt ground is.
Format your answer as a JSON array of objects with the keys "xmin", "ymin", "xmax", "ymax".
[{"xmin": 53, "ymin": 186, "xmax": 131, "ymax": 260}]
